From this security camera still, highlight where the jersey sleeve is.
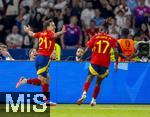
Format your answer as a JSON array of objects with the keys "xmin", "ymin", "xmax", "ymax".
[
  {"xmin": 87, "ymin": 36, "xmax": 95, "ymax": 48},
  {"xmin": 33, "ymin": 32, "xmax": 41, "ymax": 38}
]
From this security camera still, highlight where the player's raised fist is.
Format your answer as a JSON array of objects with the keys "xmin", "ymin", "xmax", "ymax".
[{"xmin": 24, "ymin": 25, "xmax": 31, "ymax": 33}]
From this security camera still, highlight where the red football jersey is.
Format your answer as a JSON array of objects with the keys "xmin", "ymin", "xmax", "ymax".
[
  {"xmin": 33, "ymin": 30, "xmax": 55, "ymax": 57},
  {"xmin": 87, "ymin": 33, "xmax": 117, "ymax": 67}
]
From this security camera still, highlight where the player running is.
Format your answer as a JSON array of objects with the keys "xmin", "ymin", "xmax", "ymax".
[
  {"xmin": 16, "ymin": 19, "xmax": 65, "ymax": 106},
  {"xmin": 77, "ymin": 26, "xmax": 118, "ymax": 106}
]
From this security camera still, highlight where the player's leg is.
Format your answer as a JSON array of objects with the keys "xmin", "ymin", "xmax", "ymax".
[
  {"xmin": 77, "ymin": 74, "xmax": 94, "ymax": 105},
  {"xmin": 90, "ymin": 66, "xmax": 109, "ymax": 106},
  {"xmin": 38, "ymin": 74, "xmax": 49, "ymax": 100},
  {"xmin": 82, "ymin": 74, "xmax": 95, "ymax": 97},
  {"xmin": 90, "ymin": 77, "xmax": 103, "ymax": 106},
  {"xmin": 16, "ymin": 55, "xmax": 42, "ymax": 88},
  {"xmin": 16, "ymin": 76, "xmax": 41, "ymax": 88},
  {"xmin": 35, "ymin": 56, "xmax": 56, "ymax": 106},
  {"xmin": 38, "ymin": 74, "xmax": 56, "ymax": 106},
  {"xmin": 77, "ymin": 64, "xmax": 103, "ymax": 105},
  {"xmin": 43, "ymin": 73, "xmax": 56, "ymax": 106}
]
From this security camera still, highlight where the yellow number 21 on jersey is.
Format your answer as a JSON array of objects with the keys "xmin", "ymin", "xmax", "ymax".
[{"xmin": 39, "ymin": 37, "xmax": 52, "ymax": 50}]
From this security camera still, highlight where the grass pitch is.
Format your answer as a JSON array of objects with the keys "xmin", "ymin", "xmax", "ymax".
[
  {"xmin": 50, "ymin": 104, "xmax": 150, "ymax": 117},
  {"xmin": 0, "ymin": 104, "xmax": 150, "ymax": 117},
  {"xmin": 0, "ymin": 104, "xmax": 50, "ymax": 117}
]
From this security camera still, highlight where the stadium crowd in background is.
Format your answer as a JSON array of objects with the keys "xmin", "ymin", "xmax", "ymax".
[
  {"xmin": 0, "ymin": 0, "xmax": 149, "ymax": 61},
  {"xmin": 0, "ymin": 43, "xmax": 14, "ymax": 60}
]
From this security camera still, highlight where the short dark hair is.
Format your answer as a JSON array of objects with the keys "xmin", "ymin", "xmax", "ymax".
[
  {"xmin": 121, "ymin": 28, "xmax": 129, "ymax": 36},
  {"xmin": 0, "ymin": 43, "xmax": 7, "ymax": 49},
  {"xmin": 0, "ymin": 43, "xmax": 3, "ymax": 46},
  {"xmin": 29, "ymin": 48, "xmax": 36, "ymax": 57},
  {"xmin": 99, "ymin": 24, "xmax": 108, "ymax": 33},
  {"xmin": 90, "ymin": 19, "xmax": 96, "ymax": 24},
  {"xmin": 43, "ymin": 19, "xmax": 53, "ymax": 29}
]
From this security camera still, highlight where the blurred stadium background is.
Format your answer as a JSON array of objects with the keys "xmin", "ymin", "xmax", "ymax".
[
  {"xmin": 0, "ymin": 0, "xmax": 149, "ymax": 117},
  {"xmin": 0, "ymin": 0, "xmax": 149, "ymax": 61}
]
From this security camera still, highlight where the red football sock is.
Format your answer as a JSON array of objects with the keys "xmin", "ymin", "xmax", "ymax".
[
  {"xmin": 93, "ymin": 85, "xmax": 100, "ymax": 99},
  {"xmin": 42, "ymin": 84, "xmax": 50, "ymax": 100},
  {"xmin": 83, "ymin": 82, "xmax": 91, "ymax": 92},
  {"xmin": 27, "ymin": 78, "xmax": 41, "ymax": 85}
]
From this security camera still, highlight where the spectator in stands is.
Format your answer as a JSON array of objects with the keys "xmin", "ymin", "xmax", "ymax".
[
  {"xmin": 23, "ymin": 34, "xmax": 33, "ymax": 48},
  {"xmin": 114, "ymin": 0, "xmax": 132, "ymax": 30},
  {"xmin": 109, "ymin": 0, "xmax": 117, "ymax": 10},
  {"xmin": 115, "ymin": 0, "xmax": 131, "ymax": 16},
  {"xmin": 134, "ymin": 0, "xmax": 150, "ymax": 28},
  {"xmin": 138, "ymin": 23, "xmax": 149, "ymax": 41},
  {"xmin": 54, "ymin": 0, "xmax": 67, "ymax": 10},
  {"xmin": 85, "ymin": 20, "xmax": 99, "ymax": 43},
  {"xmin": 29, "ymin": 12, "xmax": 43, "ymax": 32},
  {"xmin": 0, "ymin": 24, "xmax": 7, "ymax": 44},
  {"xmin": 19, "ymin": 0, "xmax": 34, "ymax": 7},
  {"xmin": 115, "ymin": 9, "xmax": 127, "ymax": 30},
  {"xmin": 108, "ymin": 18, "xmax": 119, "ymax": 38},
  {"xmin": 135, "ymin": 38, "xmax": 150, "ymax": 62},
  {"xmin": 99, "ymin": 0, "xmax": 115, "ymax": 18},
  {"xmin": 4, "ymin": 0, "xmax": 20, "ymax": 30},
  {"xmin": 55, "ymin": 9, "xmax": 64, "ymax": 31},
  {"xmin": 0, "ymin": 43, "xmax": 14, "ymax": 60},
  {"xmin": 145, "ymin": 0, "xmax": 150, "ymax": 7},
  {"xmin": 93, "ymin": 9, "xmax": 105, "ymax": 26},
  {"xmin": 29, "ymin": 48, "xmax": 37, "ymax": 61},
  {"xmin": 65, "ymin": 47, "xmax": 84, "ymax": 61},
  {"xmin": 63, "ymin": 5, "xmax": 72, "ymax": 24},
  {"xmin": 117, "ymin": 28, "xmax": 135, "ymax": 62},
  {"xmin": 70, "ymin": 0, "xmax": 82, "ymax": 20},
  {"xmin": 6, "ymin": 25, "xmax": 23, "ymax": 49},
  {"xmin": 125, "ymin": 15, "xmax": 135, "ymax": 38},
  {"xmin": 134, "ymin": 23, "xmax": 149, "ymax": 42},
  {"xmin": 75, "ymin": 47, "xmax": 84, "ymax": 61},
  {"xmin": 42, "ymin": 8, "xmax": 55, "ymax": 23},
  {"xmin": 126, "ymin": 0, "xmax": 138, "ymax": 13},
  {"xmin": 5, "ymin": 0, "xmax": 20, "ymax": 16},
  {"xmin": 80, "ymin": 1, "xmax": 95, "ymax": 28},
  {"xmin": 0, "ymin": 0, "xmax": 148, "ymax": 61},
  {"xmin": 61, "ymin": 16, "xmax": 82, "ymax": 49},
  {"xmin": 16, "ymin": 6, "xmax": 30, "ymax": 34}
]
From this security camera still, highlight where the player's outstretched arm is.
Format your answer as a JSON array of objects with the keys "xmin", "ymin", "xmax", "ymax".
[
  {"xmin": 24, "ymin": 25, "xmax": 35, "ymax": 37},
  {"xmin": 80, "ymin": 47, "xmax": 89, "ymax": 61},
  {"xmin": 114, "ymin": 47, "xmax": 118, "ymax": 72},
  {"xmin": 55, "ymin": 25, "xmax": 66, "ymax": 38}
]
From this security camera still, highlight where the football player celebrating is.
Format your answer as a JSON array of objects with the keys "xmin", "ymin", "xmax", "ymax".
[
  {"xmin": 77, "ymin": 25, "xmax": 118, "ymax": 106},
  {"xmin": 16, "ymin": 19, "xmax": 65, "ymax": 106}
]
